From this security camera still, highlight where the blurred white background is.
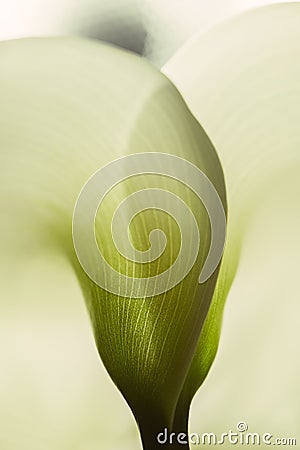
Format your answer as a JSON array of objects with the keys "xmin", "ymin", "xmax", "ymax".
[{"xmin": 0, "ymin": 0, "xmax": 298, "ymax": 64}]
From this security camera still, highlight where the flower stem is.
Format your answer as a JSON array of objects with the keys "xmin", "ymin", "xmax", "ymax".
[{"xmin": 138, "ymin": 411, "xmax": 190, "ymax": 450}]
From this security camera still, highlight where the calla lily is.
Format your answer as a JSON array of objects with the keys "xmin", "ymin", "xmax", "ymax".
[
  {"xmin": 1, "ymin": 2, "xmax": 299, "ymax": 449},
  {"xmin": 163, "ymin": 1, "xmax": 300, "ymax": 436},
  {"xmin": 0, "ymin": 37, "xmax": 227, "ymax": 449}
]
